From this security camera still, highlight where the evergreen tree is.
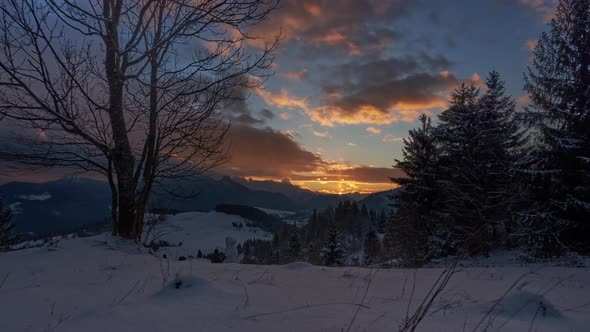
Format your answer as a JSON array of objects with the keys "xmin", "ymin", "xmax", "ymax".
[
  {"xmin": 382, "ymin": 214, "xmax": 397, "ymax": 259},
  {"xmin": 363, "ymin": 227, "xmax": 381, "ymax": 265},
  {"xmin": 0, "ymin": 198, "xmax": 18, "ymax": 252},
  {"xmin": 321, "ymin": 222, "xmax": 346, "ymax": 266},
  {"xmin": 391, "ymin": 113, "xmax": 441, "ymax": 264},
  {"xmin": 435, "ymin": 74, "xmax": 523, "ymax": 256},
  {"xmin": 287, "ymin": 228, "xmax": 301, "ymax": 261},
  {"xmin": 523, "ymin": 0, "xmax": 590, "ymax": 255},
  {"xmin": 377, "ymin": 209, "xmax": 387, "ymax": 234}
]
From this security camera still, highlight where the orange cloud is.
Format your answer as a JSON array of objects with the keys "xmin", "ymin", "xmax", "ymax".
[
  {"xmin": 524, "ymin": 39, "xmax": 538, "ymax": 52},
  {"xmin": 470, "ymin": 72, "xmax": 487, "ymax": 89},
  {"xmin": 519, "ymin": 0, "xmax": 558, "ymax": 22},
  {"xmin": 382, "ymin": 134, "xmax": 404, "ymax": 143},
  {"xmin": 256, "ymin": 88, "xmax": 309, "ymax": 111},
  {"xmin": 366, "ymin": 127, "xmax": 381, "ymax": 135},
  {"xmin": 282, "ymin": 69, "xmax": 308, "ymax": 81},
  {"xmin": 306, "ymin": 100, "xmax": 446, "ymax": 127}
]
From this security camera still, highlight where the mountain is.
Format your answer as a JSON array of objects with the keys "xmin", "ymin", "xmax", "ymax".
[
  {"xmin": 358, "ymin": 188, "xmax": 399, "ymax": 212},
  {"xmin": 0, "ymin": 175, "xmax": 359, "ymax": 235},
  {"xmin": 234, "ymin": 177, "xmax": 367, "ymax": 208},
  {"xmin": 0, "ymin": 177, "xmax": 111, "ymax": 235}
]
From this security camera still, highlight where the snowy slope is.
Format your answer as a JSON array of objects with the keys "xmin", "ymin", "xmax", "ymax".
[
  {"xmin": 1, "ymin": 219, "xmax": 590, "ymax": 331},
  {"xmin": 148, "ymin": 211, "xmax": 272, "ymax": 257}
]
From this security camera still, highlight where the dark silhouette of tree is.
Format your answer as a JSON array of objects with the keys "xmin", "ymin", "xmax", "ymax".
[
  {"xmin": 0, "ymin": 198, "xmax": 19, "ymax": 251},
  {"xmin": 391, "ymin": 114, "xmax": 441, "ymax": 265},
  {"xmin": 522, "ymin": 0, "xmax": 590, "ymax": 256},
  {"xmin": 363, "ymin": 227, "xmax": 380, "ymax": 265},
  {"xmin": 0, "ymin": 0, "xmax": 280, "ymax": 239},
  {"xmin": 321, "ymin": 222, "xmax": 346, "ymax": 266}
]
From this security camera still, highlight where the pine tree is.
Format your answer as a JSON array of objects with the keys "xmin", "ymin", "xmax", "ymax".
[
  {"xmin": 382, "ymin": 213, "xmax": 397, "ymax": 259},
  {"xmin": 321, "ymin": 222, "xmax": 346, "ymax": 266},
  {"xmin": 523, "ymin": 0, "xmax": 590, "ymax": 256},
  {"xmin": 391, "ymin": 114, "xmax": 441, "ymax": 264},
  {"xmin": 377, "ymin": 209, "xmax": 387, "ymax": 234},
  {"xmin": 435, "ymin": 75, "xmax": 523, "ymax": 256},
  {"xmin": 287, "ymin": 228, "xmax": 301, "ymax": 261},
  {"xmin": 0, "ymin": 198, "xmax": 18, "ymax": 252},
  {"xmin": 363, "ymin": 227, "xmax": 381, "ymax": 265},
  {"xmin": 270, "ymin": 233, "xmax": 282, "ymax": 264}
]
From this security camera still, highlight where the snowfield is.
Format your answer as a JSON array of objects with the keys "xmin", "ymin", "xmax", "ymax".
[
  {"xmin": 0, "ymin": 213, "xmax": 589, "ymax": 332},
  {"xmin": 148, "ymin": 211, "xmax": 273, "ymax": 258}
]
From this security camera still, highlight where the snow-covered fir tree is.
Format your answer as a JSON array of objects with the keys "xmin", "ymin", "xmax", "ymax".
[
  {"xmin": 435, "ymin": 74, "xmax": 523, "ymax": 256},
  {"xmin": 287, "ymin": 228, "xmax": 301, "ymax": 261},
  {"xmin": 522, "ymin": 0, "xmax": 590, "ymax": 256},
  {"xmin": 321, "ymin": 222, "xmax": 346, "ymax": 266},
  {"xmin": 391, "ymin": 114, "xmax": 442, "ymax": 265},
  {"xmin": 363, "ymin": 226, "xmax": 381, "ymax": 265},
  {"xmin": 0, "ymin": 198, "xmax": 18, "ymax": 252}
]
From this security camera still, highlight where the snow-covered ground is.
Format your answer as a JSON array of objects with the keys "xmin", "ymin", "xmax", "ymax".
[
  {"xmin": 147, "ymin": 211, "xmax": 272, "ymax": 258},
  {"xmin": 254, "ymin": 207, "xmax": 296, "ymax": 217},
  {"xmin": 1, "ymin": 213, "xmax": 589, "ymax": 332}
]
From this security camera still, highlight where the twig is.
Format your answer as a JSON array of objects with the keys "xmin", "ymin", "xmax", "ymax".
[
  {"xmin": 527, "ymin": 303, "xmax": 542, "ymax": 332},
  {"xmin": 242, "ymin": 302, "xmax": 370, "ymax": 320},
  {"xmin": 474, "ymin": 271, "xmax": 536, "ymax": 332},
  {"xmin": 0, "ymin": 272, "xmax": 9, "ymax": 289},
  {"xmin": 248, "ymin": 268, "xmax": 270, "ymax": 285},
  {"xmin": 115, "ymin": 280, "xmax": 142, "ymax": 305},
  {"xmin": 346, "ymin": 271, "xmax": 376, "ymax": 332},
  {"xmin": 235, "ymin": 275, "xmax": 249, "ymax": 309}
]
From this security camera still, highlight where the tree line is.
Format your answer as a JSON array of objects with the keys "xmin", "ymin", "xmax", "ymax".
[{"xmin": 390, "ymin": 0, "xmax": 590, "ymax": 265}]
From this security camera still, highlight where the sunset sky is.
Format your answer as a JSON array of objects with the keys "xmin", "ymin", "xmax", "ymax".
[
  {"xmin": 217, "ymin": 0, "xmax": 555, "ymax": 194},
  {"xmin": 0, "ymin": 0, "xmax": 557, "ymax": 194}
]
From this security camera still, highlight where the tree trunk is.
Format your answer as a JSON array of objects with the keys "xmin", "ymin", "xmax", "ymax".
[{"xmin": 104, "ymin": 0, "xmax": 137, "ymax": 240}]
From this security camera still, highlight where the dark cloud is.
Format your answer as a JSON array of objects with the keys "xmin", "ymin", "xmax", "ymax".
[
  {"xmin": 252, "ymin": 0, "xmax": 414, "ymax": 58},
  {"xmin": 220, "ymin": 124, "xmax": 402, "ymax": 184},
  {"xmin": 221, "ymin": 125, "xmax": 325, "ymax": 178},
  {"xmin": 309, "ymin": 53, "xmax": 457, "ymax": 126},
  {"xmin": 259, "ymin": 108, "xmax": 275, "ymax": 120},
  {"xmin": 225, "ymin": 86, "xmax": 274, "ymax": 126}
]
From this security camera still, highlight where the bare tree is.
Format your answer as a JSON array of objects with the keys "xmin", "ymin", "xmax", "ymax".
[{"xmin": 0, "ymin": 0, "xmax": 280, "ymax": 239}]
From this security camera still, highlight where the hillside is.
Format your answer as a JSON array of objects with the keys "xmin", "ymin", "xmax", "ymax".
[{"xmin": 0, "ymin": 213, "xmax": 589, "ymax": 332}]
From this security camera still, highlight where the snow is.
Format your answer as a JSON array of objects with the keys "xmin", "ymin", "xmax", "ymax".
[
  {"xmin": 149, "ymin": 211, "xmax": 272, "ymax": 257},
  {"xmin": 0, "ymin": 214, "xmax": 589, "ymax": 332},
  {"xmin": 17, "ymin": 192, "xmax": 52, "ymax": 201},
  {"xmin": 254, "ymin": 207, "xmax": 296, "ymax": 217}
]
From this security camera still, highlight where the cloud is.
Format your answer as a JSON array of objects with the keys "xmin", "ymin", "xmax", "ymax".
[
  {"xmin": 222, "ymin": 124, "xmax": 325, "ymax": 179},
  {"xmin": 366, "ymin": 127, "xmax": 381, "ymax": 134},
  {"xmin": 282, "ymin": 69, "xmax": 309, "ymax": 81},
  {"xmin": 221, "ymin": 124, "xmax": 403, "ymax": 190},
  {"xmin": 524, "ymin": 39, "xmax": 538, "ymax": 52},
  {"xmin": 469, "ymin": 72, "xmax": 487, "ymax": 89},
  {"xmin": 225, "ymin": 84, "xmax": 275, "ymax": 126},
  {"xmin": 346, "ymin": 142, "xmax": 357, "ymax": 147},
  {"xmin": 382, "ymin": 134, "xmax": 404, "ymax": 142},
  {"xmin": 255, "ymin": 88, "xmax": 309, "ymax": 111},
  {"xmin": 255, "ymin": 54, "xmax": 457, "ymax": 127},
  {"xmin": 518, "ymin": 0, "xmax": 558, "ymax": 22},
  {"xmin": 250, "ymin": 0, "xmax": 413, "ymax": 58},
  {"xmin": 307, "ymin": 53, "xmax": 456, "ymax": 126}
]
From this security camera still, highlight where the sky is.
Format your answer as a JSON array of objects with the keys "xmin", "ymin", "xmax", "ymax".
[
  {"xmin": 216, "ymin": 0, "xmax": 557, "ymax": 194},
  {"xmin": 0, "ymin": 0, "xmax": 558, "ymax": 194}
]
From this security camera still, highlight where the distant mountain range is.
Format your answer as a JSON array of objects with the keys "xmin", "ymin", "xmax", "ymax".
[{"xmin": 0, "ymin": 175, "xmax": 393, "ymax": 235}]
